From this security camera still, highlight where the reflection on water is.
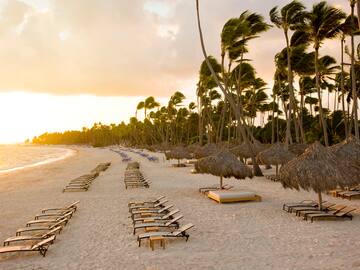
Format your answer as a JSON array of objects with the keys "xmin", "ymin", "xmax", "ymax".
[{"xmin": 0, "ymin": 145, "xmax": 75, "ymax": 172}]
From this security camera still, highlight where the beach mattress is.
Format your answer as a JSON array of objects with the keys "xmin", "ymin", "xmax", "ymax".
[{"xmin": 208, "ymin": 191, "xmax": 261, "ymax": 203}]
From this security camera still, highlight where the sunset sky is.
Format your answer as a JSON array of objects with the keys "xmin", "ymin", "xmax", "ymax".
[{"xmin": 0, "ymin": 0, "xmax": 352, "ymax": 143}]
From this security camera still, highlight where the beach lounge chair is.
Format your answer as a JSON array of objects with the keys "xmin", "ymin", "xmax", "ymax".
[
  {"xmin": 16, "ymin": 218, "xmax": 68, "ymax": 236},
  {"xmin": 35, "ymin": 208, "xmax": 75, "ymax": 220},
  {"xmin": 0, "ymin": 235, "xmax": 56, "ymax": 257},
  {"xmin": 133, "ymin": 209, "xmax": 180, "ymax": 225},
  {"xmin": 339, "ymin": 191, "xmax": 360, "ymax": 200},
  {"xmin": 131, "ymin": 204, "xmax": 174, "ymax": 219},
  {"xmin": 282, "ymin": 200, "xmax": 318, "ymax": 212},
  {"xmin": 297, "ymin": 204, "xmax": 346, "ymax": 218},
  {"xmin": 128, "ymin": 196, "xmax": 166, "ymax": 207},
  {"xmin": 26, "ymin": 212, "xmax": 73, "ymax": 227},
  {"xmin": 305, "ymin": 206, "xmax": 357, "ymax": 222},
  {"xmin": 293, "ymin": 202, "xmax": 335, "ymax": 216},
  {"xmin": 132, "ymin": 215, "xmax": 183, "ymax": 235},
  {"xmin": 129, "ymin": 200, "xmax": 168, "ymax": 212},
  {"xmin": 41, "ymin": 201, "xmax": 80, "ymax": 213},
  {"xmin": 3, "ymin": 226, "xmax": 61, "ymax": 246},
  {"xmin": 137, "ymin": 223, "xmax": 194, "ymax": 247}
]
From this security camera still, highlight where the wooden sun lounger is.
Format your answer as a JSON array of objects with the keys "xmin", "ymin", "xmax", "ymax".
[
  {"xmin": 282, "ymin": 200, "xmax": 318, "ymax": 212},
  {"xmin": 133, "ymin": 209, "xmax": 180, "ymax": 225},
  {"xmin": 297, "ymin": 204, "xmax": 346, "ymax": 218},
  {"xmin": 305, "ymin": 206, "xmax": 357, "ymax": 222},
  {"xmin": 137, "ymin": 223, "xmax": 194, "ymax": 247},
  {"xmin": 132, "ymin": 215, "xmax": 183, "ymax": 235},
  {"xmin": 16, "ymin": 219, "xmax": 68, "ymax": 236},
  {"xmin": 26, "ymin": 212, "xmax": 73, "ymax": 227},
  {"xmin": 128, "ymin": 196, "xmax": 166, "ymax": 207},
  {"xmin": 131, "ymin": 204, "xmax": 174, "ymax": 219},
  {"xmin": 129, "ymin": 200, "xmax": 168, "ymax": 212},
  {"xmin": 339, "ymin": 191, "xmax": 360, "ymax": 200},
  {"xmin": 293, "ymin": 202, "xmax": 335, "ymax": 216},
  {"xmin": 4, "ymin": 226, "xmax": 61, "ymax": 246},
  {"xmin": 0, "ymin": 235, "xmax": 56, "ymax": 257},
  {"xmin": 35, "ymin": 208, "xmax": 75, "ymax": 220},
  {"xmin": 41, "ymin": 201, "xmax": 79, "ymax": 213}
]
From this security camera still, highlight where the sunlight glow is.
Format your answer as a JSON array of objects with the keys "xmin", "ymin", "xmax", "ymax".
[{"xmin": 0, "ymin": 92, "xmax": 157, "ymax": 144}]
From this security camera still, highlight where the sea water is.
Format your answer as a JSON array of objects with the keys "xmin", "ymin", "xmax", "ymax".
[{"xmin": 0, "ymin": 145, "xmax": 75, "ymax": 173}]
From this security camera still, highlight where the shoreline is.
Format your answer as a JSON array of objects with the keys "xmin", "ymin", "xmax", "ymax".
[{"xmin": 0, "ymin": 146, "xmax": 77, "ymax": 175}]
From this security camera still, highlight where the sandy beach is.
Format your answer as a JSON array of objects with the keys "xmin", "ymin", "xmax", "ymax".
[{"xmin": 0, "ymin": 146, "xmax": 360, "ymax": 270}]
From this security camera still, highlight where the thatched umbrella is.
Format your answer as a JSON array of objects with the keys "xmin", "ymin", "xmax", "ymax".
[
  {"xmin": 231, "ymin": 140, "xmax": 267, "ymax": 160},
  {"xmin": 257, "ymin": 143, "xmax": 295, "ymax": 175},
  {"xmin": 165, "ymin": 146, "xmax": 192, "ymax": 166},
  {"xmin": 194, "ymin": 143, "xmax": 219, "ymax": 159},
  {"xmin": 330, "ymin": 136, "xmax": 360, "ymax": 181},
  {"xmin": 195, "ymin": 150, "xmax": 253, "ymax": 189},
  {"xmin": 279, "ymin": 142, "xmax": 358, "ymax": 209},
  {"xmin": 288, "ymin": 143, "xmax": 309, "ymax": 156}
]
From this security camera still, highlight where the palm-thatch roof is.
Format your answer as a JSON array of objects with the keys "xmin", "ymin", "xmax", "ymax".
[
  {"xmin": 331, "ymin": 136, "xmax": 360, "ymax": 166},
  {"xmin": 330, "ymin": 136, "xmax": 360, "ymax": 181},
  {"xmin": 230, "ymin": 140, "xmax": 267, "ymax": 159},
  {"xmin": 288, "ymin": 143, "xmax": 309, "ymax": 156},
  {"xmin": 194, "ymin": 143, "xmax": 220, "ymax": 159},
  {"xmin": 257, "ymin": 143, "xmax": 295, "ymax": 166},
  {"xmin": 280, "ymin": 141, "xmax": 358, "ymax": 193},
  {"xmin": 165, "ymin": 146, "xmax": 192, "ymax": 161},
  {"xmin": 195, "ymin": 150, "xmax": 253, "ymax": 180}
]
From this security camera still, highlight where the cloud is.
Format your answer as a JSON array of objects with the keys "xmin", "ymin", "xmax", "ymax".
[{"xmin": 0, "ymin": 0, "xmax": 353, "ymax": 98}]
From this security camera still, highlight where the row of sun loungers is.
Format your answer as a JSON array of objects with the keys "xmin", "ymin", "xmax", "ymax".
[
  {"xmin": 63, "ymin": 162, "xmax": 111, "ymax": 192},
  {"xmin": 0, "ymin": 201, "xmax": 79, "ymax": 258},
  {"xmin": 120, "ymin": 147, "xmax": 159, "ymax": 162},
  {"xmin": 127, "ymin": 196, "xmax": 194, "ymax": 247},
  {"xmin": 124, "ymin": 162, "xmax": 150, "ymax": 189},
  {"xmin": 283, "ymin": 200, "xmax": 357, "ymax": 222},
  {"xmin": 111, "ymin": 149, "xmax": 132, "ymax": 162},
  {"xmin": 328, "ymin": 185, "xmax": 360, "ymax": 200}
]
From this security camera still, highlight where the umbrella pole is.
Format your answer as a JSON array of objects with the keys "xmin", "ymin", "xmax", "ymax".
[
  {"xmin": 220, "ymin": 176, "xmax": 223, "ymax": 189},
  {"xmin": 317, "ymin": 192, "xmax": 323, "ymax": 210},
  {"xmin": 276, "ymin": 164, "xmax": 278, "ymax": 176}
]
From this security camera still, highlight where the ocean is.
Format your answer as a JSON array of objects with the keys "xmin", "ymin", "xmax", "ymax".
[{"xmin": 0, "ymin": 145, "xmax": 75, "ymax": 173}]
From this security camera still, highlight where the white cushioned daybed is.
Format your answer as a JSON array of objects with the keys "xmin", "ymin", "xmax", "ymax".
[{"xmin": 207, "ymin": 190, "xmax": 262, "ymax": 203}]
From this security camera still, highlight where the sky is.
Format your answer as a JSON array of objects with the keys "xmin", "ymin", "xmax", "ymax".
[{"xmin": 0, "ymin": 0, "xmax": 352, "ymax": 143}]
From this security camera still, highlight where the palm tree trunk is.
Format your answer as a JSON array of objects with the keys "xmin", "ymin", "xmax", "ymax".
[
  {"xmin": 351, "ymin": 3, "xmax": 359, "ymax": 139},
  {"xmin": 195, "ymin": 0, "xmax": 263, "ymax": 176},
  {"xmin": 284, "ymin": 30, "xmax": 297, "ymax": 144},
  {"xmin": 271, "ymin": 93, "xmax": 276, "ymax": 144},
  {"xmin": 357, "ymin": 0, "xmax": 360, "ymax": 29},
  {"xmin": 315, "ymin": 47, "xmax": 330, "ymax": 146}
]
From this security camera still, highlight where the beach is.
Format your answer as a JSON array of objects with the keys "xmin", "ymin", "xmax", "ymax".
[{"xmin": 0, "ymin": 146, "xmax": 360, "ymax": 270}]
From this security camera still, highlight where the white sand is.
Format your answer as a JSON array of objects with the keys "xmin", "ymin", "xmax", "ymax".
[{"xmin": 1, "ymin": 146, "xmax": 360, "ymax": 270}]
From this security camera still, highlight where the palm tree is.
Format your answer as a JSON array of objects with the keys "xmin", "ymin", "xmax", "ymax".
[
  {"xmin": 270, "ymin": 1, "xmax": 306, "ymax": 145},
  {"xmin": 144, "ymin": 96, "xmax": 160, "ymax": 118},
  {"xmin": 195, "ymin": 0, "xmax": 263, "ymax": 176},
  {"xmin": 136, "ymin": 101, "xmax": 145, "ymax": 119},
  {"xmin": 302, "ymin": 1, "xmax": 346, "ymax": 146}
]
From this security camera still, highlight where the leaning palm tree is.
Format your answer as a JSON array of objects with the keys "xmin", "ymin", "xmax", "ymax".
[
  {"xmin": 195, "ymin": 0, "xmax": 264, "ymax": 176},
  {"xmin": 302, "ymin": 1, "xmax": 346, "ymax": 146},
  {"xmin": 270, "ymin": 1, "xmax": 306, "ymax": 145}
]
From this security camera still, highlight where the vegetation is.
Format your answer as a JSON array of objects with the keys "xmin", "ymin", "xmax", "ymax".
[{"xmin": 33, "ymin": 1, "xmax": 359, "ymax": 149}]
